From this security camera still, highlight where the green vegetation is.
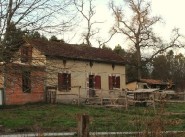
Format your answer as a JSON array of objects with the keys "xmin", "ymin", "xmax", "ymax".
[{"xmin": 0, "ymin": 103, "xmax": 185, "ymax": 133}]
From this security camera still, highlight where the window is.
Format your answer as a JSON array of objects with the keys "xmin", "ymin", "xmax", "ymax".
[
  {"xmin": 58, "ymin": 73, "xmax": 71, "ymax": 91},
  {"xmin": 22, "ymin": 71, "xmax": 31, "ymax": 93},
  {"xmin": 89, "ymin": 75, "xmax": 101, "ymax": 89},
  {"xmin": 21, "ymin": 46, "xmax": 32, "ymax": 63},
  {"xmin": 89, "ymin": 75, "xmax": 94, "ymax": 89},
  {"xmin": 89, "ymin": 75, "xmax": 101, "ymax": 97},
  {"xmin": 109, "ymin": 75, "xmax": 120, "ymax": 90}
]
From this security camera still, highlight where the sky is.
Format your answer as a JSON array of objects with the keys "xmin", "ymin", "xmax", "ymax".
[
  {"xmin": 151, "ymin": 0, "xmax": 185, "ymax": 40},
  {"xmin": 63, "ymin": 0, "xmax": 185, "ymax": 52}
]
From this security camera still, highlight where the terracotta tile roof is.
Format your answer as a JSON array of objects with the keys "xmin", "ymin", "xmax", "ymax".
[
  {"xmin": 26, "ymin": 39, "xmax": 125, "ymax": 65},
  {"xmin": 140, "ymin": 79, "xmax": 166, "ymax": 85}
]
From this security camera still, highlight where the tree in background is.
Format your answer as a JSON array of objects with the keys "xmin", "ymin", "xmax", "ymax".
[
  {"xmin": 151, "ymin": 50, "xmax": 185, "ymax": 91},
  {"xmin": 49, "ymin": 35, "xmax": 58, "ymax": 41},
  {"xmin": 110, "ymin": 0, "xmax": 184, "ymax": 80},
  {"xmin": 173, "ymin": 54, "xmax": 185, "ymax": 91},
  {"xmin": 101, "ymin": 44, "xmax": 112, "ymax": 50},
  {"xmin": 151, "ymin": 54, "xmax": 169, "ymax": 80},
  {"xmin": 27, "ymin": 31, "xmax": 41, "ymax": 39},
  {"xmin": 49, "ymin": 35, "xmax": 65, "ymax": 43},
  {"xmin": 0, "ymin": 0, "xmax": 74, "ymax": 62},
  {"xmin": 1, "ymin": 22, "xmax": 25, "ymax": 62},
  {"xmin": 113, "ymin": 45, "xmax": 149, "ymax": 82},
  {"xmin": 25, "ymin": 31, "xmax": 48, "ymax": 41},
  {"xmin": 114, "ymin": 44, "xmax": 125, "ymax": 56}
]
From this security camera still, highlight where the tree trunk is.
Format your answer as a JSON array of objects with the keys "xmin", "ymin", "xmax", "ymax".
[{"xmin": 136, "ymin": 46, "xmax": 142, "ymax": 80}]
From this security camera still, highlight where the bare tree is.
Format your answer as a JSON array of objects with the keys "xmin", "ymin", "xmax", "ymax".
[
  {"xmin": 74, "ymin": 0, "xmax": 108, "ymax": 47},
  {"xmin": 110, "ymin": 0, "xmax": 184, "ymax": 80},
  {"xmin": 0, "ymin": 0, "xmax": 74, "ymax": 43},
  {"xmin": 74, "ymin": 0, "xmax": 96, "ymax": 46},
  {"xmin": 4, "ymin": 0, "xmax": 74, "ymax": 32},
  {"xmin": 0, "ymin": 0, "xmax": 76, "ymax": 62}
]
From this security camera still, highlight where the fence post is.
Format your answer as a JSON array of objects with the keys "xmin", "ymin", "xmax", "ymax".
[
  {"xmin": 101, "ymin": 89, "xmax": 103, "ymax": 106},
  {"xmin": 125, "ymin": 90, "xmax": 128, "ymax": 110},
  {"xmin": 78, "ymin": 86, "xmax": 81, "ymax": 106},
  {"xmin": 153, "ymin": 92, "xmax": 156, "ymax": 113},
  {"xmin": 77, "ymin": 114, "xmax": 89, "ymax": 137}
]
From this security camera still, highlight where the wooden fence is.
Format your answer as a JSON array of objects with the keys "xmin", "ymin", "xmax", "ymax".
[{"xmin": 46, "ymin": 86, "xmax": 185, "ymax": 111}]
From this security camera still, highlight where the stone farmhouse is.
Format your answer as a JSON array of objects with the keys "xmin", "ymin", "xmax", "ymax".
[{"xmin": 0, "ymin": 39, "xmax": 126, "ymax": 105}]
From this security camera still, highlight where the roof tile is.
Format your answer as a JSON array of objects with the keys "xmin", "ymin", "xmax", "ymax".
[{"xmin": 26, "ymin": 39, "xmax": 125, "ymax": 64}]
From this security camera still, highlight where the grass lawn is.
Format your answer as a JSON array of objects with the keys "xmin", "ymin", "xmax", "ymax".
[{"xmin": 0, "ymin": 103, "xmax": 185, "ymax": 133}]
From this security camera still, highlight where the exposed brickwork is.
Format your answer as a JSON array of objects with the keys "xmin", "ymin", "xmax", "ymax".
[{"xmin": 5, "ymin": 65, "xmax": 45, "ymax": 105}]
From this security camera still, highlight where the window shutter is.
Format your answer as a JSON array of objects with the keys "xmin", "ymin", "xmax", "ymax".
[
  {"xmin": 109, "ymin": 76, "xmax": 113, "ymax": 90},
  {"xmin": 112, "ymin": 76, "xmax": 116, "ymax": 88},
  {"xmin": 67, "ymin": 74, "xmax": 71, "ymax": 90},
  {"xmin": 95, "ymin": 75, "xmax": 101, "ymax": 89},
  {"xmin": 58, "ymin": 73, "xmax": 64, "ymax": 91},
  {"xmin": 116, "ymin": 76, "xmax": 120, "ymax": 88}
]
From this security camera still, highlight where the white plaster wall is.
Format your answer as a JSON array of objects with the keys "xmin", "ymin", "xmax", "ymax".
[{"xmin": 46, "ymin": 58, "xmax": 126, "ymax": 103}]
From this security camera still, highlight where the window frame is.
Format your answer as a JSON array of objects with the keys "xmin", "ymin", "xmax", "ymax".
[
  {"xmin": 21, "ymin": 46, "xmax": 32, "ymax": 63},
  {"xmin": 58, "ymin": 73, "xmax": 71, "ymax": 91},
  {"xmin": 89, "ymin": 75, "xmax": 101, "ymax": 89},
  {"xmin": 22, "ymin": 71, "xmax": 31, "ymax": 93},
  {"xmin": 109, "ymin": 75, "xmax": 120, "ymax": 90}
]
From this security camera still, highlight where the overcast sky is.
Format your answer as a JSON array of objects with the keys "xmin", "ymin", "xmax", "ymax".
[
  {"xmin": 63, "ymin": 0, "xmax": 185, "ymax": 51},
  {"xmin": 151, "ymin": 0, "xmax": 185, "ymax": 39}
]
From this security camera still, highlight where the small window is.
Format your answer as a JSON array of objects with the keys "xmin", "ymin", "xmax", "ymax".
[
  {"xmin": 89, "ymin": 75, "xmax": 101, "ymax": 89},
  {"xmin": 109, "ymin": 75, "xmax": 120, "ymax": 90},
  {"xmin": 21, "ymin": 46, "xmax": 32, "ymax": 63},
  {"xmin": 89, "ymin": 75, "xmax": 94, "ymax": 89},
  {"xmin": 22, "ymin": 71, "xmax": 31, "ymax": 93},
  {"xmin": 58, "ymin": 73, "xmax": 71, "ymax": 91},
  {"xmin": 88, "ymin": 75, "xmax": 101, "ymax": 97}
]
